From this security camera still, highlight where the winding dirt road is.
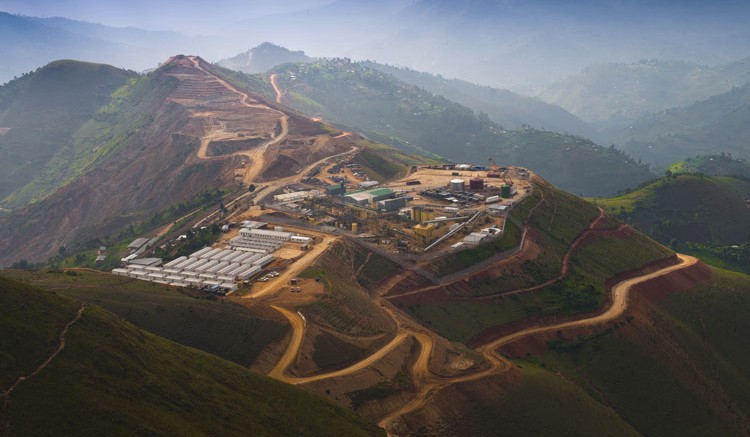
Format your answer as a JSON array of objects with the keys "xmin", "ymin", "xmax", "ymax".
[
  {"xmin": 378, "ymin": 254, "xmax": 699, "ymax": 435},
  {"xmin": 187, "ymin": 57, "xmax": 289, "ymax": 184},
  {"xmin": 1, "ymin": 304, "xmax": 85, "ymax": 401}
]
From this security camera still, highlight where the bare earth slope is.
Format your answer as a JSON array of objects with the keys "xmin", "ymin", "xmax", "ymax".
[{"xmin": 0, "ymin": 55, "xmax": 350, "ymax": 266}]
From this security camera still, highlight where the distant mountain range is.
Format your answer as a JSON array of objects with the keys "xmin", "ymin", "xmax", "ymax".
[
  {"xmin": 218, "ymin": 43, "xmax": 595, "ymax": 137},
  {"xmin": 218, "ymin": 42, "xmax": 314, "ymax": 74},
  {"xmin": 0, "ymin": 12, "xmax": 209, "ymax": 84},
  {"xmin": 6, "ymin": 0, "xmax": 750, "ymax": 91},
  {"xmin": 538, "ymin": 58, "xmax": 750, "ymax": 128},
  {"xmin": 608, "ymin": 83, "xmax": 750, "ymax": 166},
  {"xmin": 263, "ymin": 59, "xmax": 654, "ymax": 196}
]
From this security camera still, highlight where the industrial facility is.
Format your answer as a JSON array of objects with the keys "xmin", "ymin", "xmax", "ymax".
[{"xmin": 263, "ymin": 158, "xmax": 530, "ymax": 255}]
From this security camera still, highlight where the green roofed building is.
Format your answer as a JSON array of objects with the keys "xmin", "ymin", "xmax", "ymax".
[
  {"xmin": 326, "ymin": 183, "xmax": 345, "ymax": 196},
  {"xmin": 344, "ymin": 187, "xmax": 395, "ymax": 206}
]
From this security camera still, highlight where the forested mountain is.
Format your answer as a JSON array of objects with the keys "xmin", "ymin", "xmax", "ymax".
[{"xmin": 595, "ymin": 174, "xmax": 750, "ymax": 273}]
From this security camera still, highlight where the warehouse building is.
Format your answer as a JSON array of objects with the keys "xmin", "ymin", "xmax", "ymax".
[
  {"xmin": 241, "ymin": 228, "xmax": 294, "ymax": 241},
  {"xmin": 273, "ymin": 190, "xmax": 322, "ymax": 204},
  {"xmin": 344, "ymin": 188, "xmax": 395, "ymax": 206}
]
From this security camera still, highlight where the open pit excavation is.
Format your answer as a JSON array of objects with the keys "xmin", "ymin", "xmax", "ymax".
[{"xmin": 167, "ymin": 56, "xmax": 290, "ymax": 184}]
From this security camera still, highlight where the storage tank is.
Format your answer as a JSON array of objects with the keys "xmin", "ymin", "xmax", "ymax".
[
  {"xmin": 450, "ymin": 179, "xmax": 465, "ymax": 192},
  {"xmin": 469, "ymin": 177, "xmax": 484, "ymax": 190}
]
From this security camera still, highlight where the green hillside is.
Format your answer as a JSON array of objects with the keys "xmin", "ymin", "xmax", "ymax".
[
  {"xmin": 399, "ymin": 180, "xmax": 674, "ymax": 343},
  {"xmin": 363, "ymin": 62, "xmax": 596, "ymax": 138},
  {"xmin": 3, "ymin": 269, "xmax": 286, "ymax": 367},
  {"xmin": 527, "ymin": 268, "xmax": 750, "ymax": 436},
  {"xmin": 594, "ymin": 174, "xmax": 750, "ymax": 273},
  {"xmin": 0, "ymin": 274, "xmax": 384, "ymax": 436},
  {"xmin": 428, "ymin": 365, "xmax": 641, "ymax": 437},
  {"xmin": 608, "ymin": 83, "xmax": 750, "ymax": 166},
  {"xmin": 539, "ymin": 58, "xmax": 750, "ymax": 127},
  {"xmin": 667, "ymin": 154, "xmax": 750, "ymax": 179},
  {"xmin": 0, "ymin": 60, "xmax": 136, "ymax": 208},
  {"xmin": 267, "ymin": 60, "xmax": 654, "ymax": 197},
  {"xmin": 408, "ymin": 267, "xmax": 750, "ymax": 437}
]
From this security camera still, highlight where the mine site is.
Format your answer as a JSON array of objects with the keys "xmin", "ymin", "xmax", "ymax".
[{"xmin": 4, "ymin": 5, "xmax": 749, "ymax": 435}]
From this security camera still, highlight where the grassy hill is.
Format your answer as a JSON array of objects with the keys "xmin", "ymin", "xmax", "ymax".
[
  {"xmin": 667, "ymin": 154, "xmax": 750, "ymax": 179},
  {"xmin": 594, "ymin": 174, "xmax": 750, "ymax": 273},
  {"xmin": 0, "ymin": 274, "xmax": 384, "ymax": 436},
  {"xmin": 0, "ymin": 60, "xmax": 136, "ymax": 208},
  {"xmin": 268, "ymin": 59, "xmax": 654, "ymax": 197},
  {"xmin": 394, "ymin": 179, "xmax": 674, "ymax": 344},
  {"xmin": 538, "ymin": 58, "xmax": 750, "ymax": 128},
  {"xmin": 3, "ymin": 269, "xmax": 287, "ymax": 367},
  {"xmin": 525, "ymin": 268, "xmax": 750, "ymax": 436},
  {"xmin": 413, "ymin": 267, "xmax": 750, "ymax": 436},
  {"xmin": 607, "ymin": 83, "xmax": 750, "ymax": 166}
]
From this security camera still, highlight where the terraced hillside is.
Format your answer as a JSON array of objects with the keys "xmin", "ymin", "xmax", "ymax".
[
  {"xmin": 0, "ymin": 56, "xmax": 358, "ymax": 267},
  {"xmin": 385, "ymin": 177, "xmax": 675, "ymax": 344},
  {"xmin": 0, "ymin": 275, "xmax": 384, "ymax": 436}
]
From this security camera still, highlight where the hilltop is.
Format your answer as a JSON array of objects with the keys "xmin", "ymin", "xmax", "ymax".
[
  {"xmin": 667, "ymin": 154, "xmax": 750, "ymax": 179},
  {"xmin": 218, "ymin": 42, "xmax": 314, "ymax": 74},
  {"xmin": 594, "ymin": 174, "xmax": 750, "ymax": 273},
  {"xmin": 267, "ymin": 59, "xmax": 654, "ymax": 196},
  {"xmin": 0, "ymin": 274, "xmax": 384, "ymax": 436},
  {"xmin": 0, "ymin": 60, "xmax": 136, "ymax": 207},
  {"xmin": 0, "ymin": 55, "xmax": 366, "ymax": 266}
]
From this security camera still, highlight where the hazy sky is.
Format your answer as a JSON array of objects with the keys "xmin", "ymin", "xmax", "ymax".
[{"xmin": 0, "ymin": 0, "xmax": 335, "ymax": 33}]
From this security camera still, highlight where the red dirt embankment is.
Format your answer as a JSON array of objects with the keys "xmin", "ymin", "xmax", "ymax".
[{"xmin": 496, "ymin": 258, "xmax": 713, "ymax": 358}]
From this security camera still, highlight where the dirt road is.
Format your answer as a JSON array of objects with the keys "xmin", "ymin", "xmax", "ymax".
[
  {"xmin": 245, "ymin": 234, "xmax": 339, "ymax": 299},
  {"xmin": 1, "ymin": 304, "xmax": 85, "ymax": 401},
  {"xmin": 270, "ymin": 74, "xmax": 284, "ymax": 104},
  {"xmin": 279, "ymin": 333, "xmax": 409, "ymax": 385},
  {"xmin": 378, "ymin": 254, "xmax": 699, "ymax": 436},
  {"xmin": 267, "ymin": 305, "xmax": 306, "ymax": 380},
  {"xmin": 187, "ymin": 57, "xmax": 289, "ymax": 184}
]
